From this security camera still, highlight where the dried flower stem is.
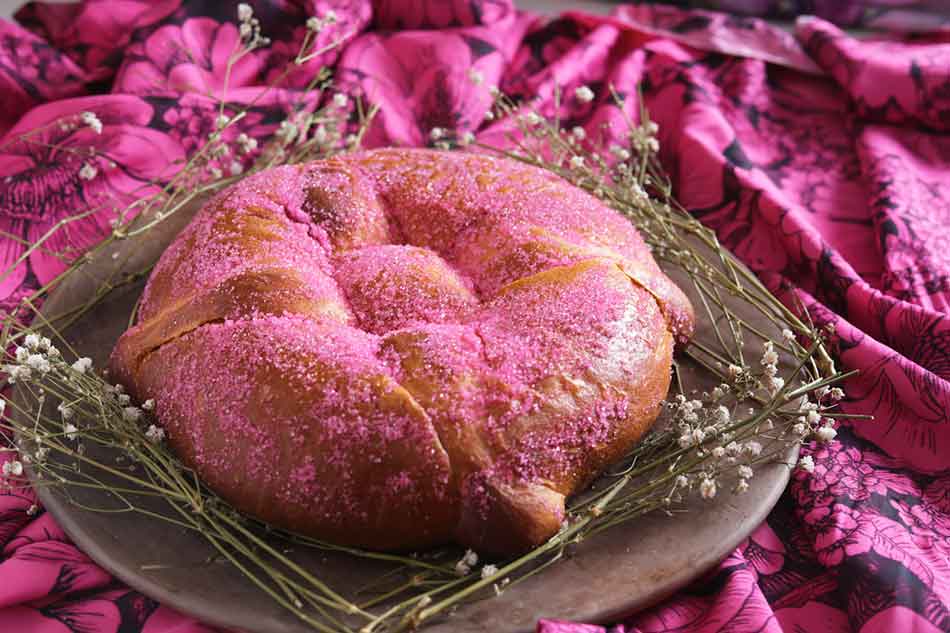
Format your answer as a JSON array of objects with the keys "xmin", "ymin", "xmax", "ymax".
[{"xmin": 0, "ymin": 69, "xmax": 854, "ymax": 633}]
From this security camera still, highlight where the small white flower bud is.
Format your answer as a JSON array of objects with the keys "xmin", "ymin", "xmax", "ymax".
[
  {"xmin": 609, "ymin": 144, "xmax": 631, "ymax": 161},
  {"xmin": 26, "ymin": 354, "xmax": 50, "ymax": 374},
  {"xmin": 145, "ymin": 424, "xmax": 166, "ymax": 443},
  {"xmin": 79, "ymin": 163, "xmax": 98, "ymax": 181},
  {"xmin": 313, "ymin": 125, "xmax": 329, "ymax": 145},
  {"xmin": 80, "ymin": 111, "xmax": 103, "ymax": 134},
  {"xmin": 72, "ymin": 357, "xmax": 93, "ymax": 374},
  {"xmin": 574, "ymin": 85, "xmax": 595, "ymax": 103},
  {"xmin": 798, "ymin": 455, "xmax": 815, "ymax": 472},
  {"xmin": 522, "ymin": 112, "xmax": 542, "ymax": 126},
  {"xmin": 744, "ymin": 441, "xmax": 762, "ymax": 457}
]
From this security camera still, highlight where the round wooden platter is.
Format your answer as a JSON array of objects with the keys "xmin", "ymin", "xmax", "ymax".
[{"xmin": 16, "ymin": 201, "xmax": 797, "ymax": 633}]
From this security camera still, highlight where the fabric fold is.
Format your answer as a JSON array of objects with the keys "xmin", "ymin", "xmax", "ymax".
[{"xmin": 1, "ymin": 3, "xmax": 950, "ymax": 633}]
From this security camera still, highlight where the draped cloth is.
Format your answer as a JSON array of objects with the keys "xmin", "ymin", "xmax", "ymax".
[{"xmin": 1, "ymin": 2, "xmax": 950, "ymax": 632}]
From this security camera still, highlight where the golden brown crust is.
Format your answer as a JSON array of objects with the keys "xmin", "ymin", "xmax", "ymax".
[
  {"xmin": 134, "ymin": 319, "xmax": 458, "ymax": 550},
  {"xmin": 110, "ymin": 149, "xmax": 694, "ymax": 555}
]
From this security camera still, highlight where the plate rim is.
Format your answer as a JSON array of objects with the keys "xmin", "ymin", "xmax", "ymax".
[
  {"xmin": 18, "ymin": 198, "xmax": 800, "ymax": 633},
  {"xmin": 31, "ymin": 442, "xmax": 797, "ymax": 633}
]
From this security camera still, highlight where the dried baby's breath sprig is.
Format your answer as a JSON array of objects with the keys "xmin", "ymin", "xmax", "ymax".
[
  {"xmin": 237, "ymin": 3, "xmax": 270, "ymax": 48},
  {"xmin": 0, "ymin": 71, "xmax": 860, "ymax": 633}
]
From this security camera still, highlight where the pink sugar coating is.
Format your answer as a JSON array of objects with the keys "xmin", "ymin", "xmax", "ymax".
[
  {"xmin": 140, "ymin": 166, "xmax": 332, "ymax": 322},
  {"xmin": 467, "ymin": 264, "xmax": 666, "ymax": 484},
  {"xmin": 366, "ymin": 154, "xmax": 497, "ymax": 254},
  {"xmin": 146, "ymin": 314, "xmax": 452, "ymax": 528},
  {"xmin": 381, "ymin": 322, "xmax": 511, "ymax": 433},
  {"xmin": 474, "ymin": 262, "xmax": 658, "ymax": 385},
  {"xmin": 363, "ymin": 150, "xmax": 664, "ymax": 291},
  {"xmin": 498, "ymin": 396, "xmax": 632, "ymax": 484},
  {"xmin": 336, "ymin": 244, "xmax": 478, "ymax": 334},
  {"xmin": 131, "ymin": 148, "xmax": 689, "ymax": 535},
  {"xmin": 300, "ymin": 159, "xmax": 399, "ymax": 250}
]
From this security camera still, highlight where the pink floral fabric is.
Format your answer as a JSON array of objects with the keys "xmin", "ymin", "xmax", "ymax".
[
  {"xmin": 652, "ymin": 1, "xmax": 950, "ymax": 31},
  {"xmin": 2, "ymin": 2, "xmax": 950, "ymax": 633}
]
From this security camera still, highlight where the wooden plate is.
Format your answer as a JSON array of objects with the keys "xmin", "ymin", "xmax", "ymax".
[{"xmin": 16, "ymin": 200, "xmax": 797, "ymax": 633}]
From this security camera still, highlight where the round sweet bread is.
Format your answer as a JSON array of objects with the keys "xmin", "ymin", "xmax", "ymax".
[{"xmin": 110, "ymin": 148, "xmax": 694, "ymax": 555}]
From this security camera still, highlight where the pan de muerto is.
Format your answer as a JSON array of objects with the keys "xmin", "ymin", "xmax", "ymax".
[{"xmin": 110, "ymin": 148, "xmax": 694, "ymax": 555}]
